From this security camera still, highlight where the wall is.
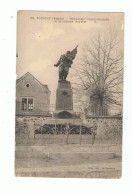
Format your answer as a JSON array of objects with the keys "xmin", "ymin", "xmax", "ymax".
[
  {"xmin": 84, "ymin": 116, "xmax": 122, "ymax": 140},
  {"xmin": 15, "ymin": 115, "xmax": 122, "ymax": 145}
]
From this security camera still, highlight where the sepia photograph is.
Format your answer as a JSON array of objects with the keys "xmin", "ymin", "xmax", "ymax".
[{"xmin": 15, "ymin": 11, "xmax": 124, "ymax": 178}]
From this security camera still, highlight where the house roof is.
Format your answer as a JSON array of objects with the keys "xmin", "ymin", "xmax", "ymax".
[{"xmin": 16, "ymin": 72, "xmax": 50, "ymax": 92}]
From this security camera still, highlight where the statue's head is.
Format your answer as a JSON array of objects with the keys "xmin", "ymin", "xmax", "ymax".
[{"xmin": 66, "ymin": 51, "xmax": 70, "ymax": 54}]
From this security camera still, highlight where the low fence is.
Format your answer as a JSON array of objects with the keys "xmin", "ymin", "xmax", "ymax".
[
  {"xmin": 34, "ymin": 134, "xmax": 92, "ymax": 145},
  {"xmin": 16, "ymin": 134, "xmax": 94, "ymax": 145},
  {"xmin": 15, "ymin": 116, "xmax": 122, "ymax": 145},
  {"xmin": 16, "ymin": 102, "xmax": 122, "ymax": 117},
  {"xmin": 16, "ymin": 102, "xmax": 82, "ymax": 116},
  {"xmin": 86, "ymin": 105, "xmax": 122, "ymax": 116},
  {"xmin": 34, "ymin": 123, "xmax": 92, "ymax": 135},
  {"xmin": 15, "ymin": 121, "xmax": 94, "ymax": 145}
]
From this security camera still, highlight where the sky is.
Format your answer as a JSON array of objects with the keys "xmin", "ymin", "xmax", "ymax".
[{"xmin": 16, "ymin": 11, "xmax": 124, "ymax": 104}]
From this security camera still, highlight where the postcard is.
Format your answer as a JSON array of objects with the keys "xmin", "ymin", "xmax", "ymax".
[{"xmin": 15, "ymin": 11, "xmax": 124, "ymax": 178}]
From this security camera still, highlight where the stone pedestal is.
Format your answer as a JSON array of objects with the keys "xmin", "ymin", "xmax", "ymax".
[
  {"xmin": 56, "ymin": 81, "xmax": 73, "ymax": 110},
  {"xmin": 54, "ymin": 81, "xmax": 74, "ymax": 118}
]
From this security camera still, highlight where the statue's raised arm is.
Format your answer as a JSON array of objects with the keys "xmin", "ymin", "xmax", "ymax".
[{"xmin": 54, "ymin": 45, "xmax": 78, "ymax": 81}]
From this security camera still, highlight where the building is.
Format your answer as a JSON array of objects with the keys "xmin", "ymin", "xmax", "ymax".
[{"xmin": 16, "ymin": 72, "xmax": 51, "ymax": 116}]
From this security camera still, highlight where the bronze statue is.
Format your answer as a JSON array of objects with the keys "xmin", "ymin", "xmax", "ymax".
[{"xmin": 54, "ymin": 46, "xmax": 78, "ymax": 81}]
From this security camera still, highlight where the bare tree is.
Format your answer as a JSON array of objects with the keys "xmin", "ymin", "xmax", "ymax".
[{"xmin": 72, "ymin": 32, "xmax": 123, "ymax": 115}]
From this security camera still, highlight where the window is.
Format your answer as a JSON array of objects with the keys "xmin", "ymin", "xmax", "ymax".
[
  {"xmin": 26, "ymin": 83, "xmax": 30, "ymax": 87},
  {"xmin": 22, "ymin": 98, "xmax": 27, "ymax": 110},
  {"xmin": 22, "ymin": 98, "xmax": 33, "ymax": 110},
  {"xmin": 25, "ymin": 83, "xmax": 31, "ymax": 88},
  {"xmin": 28, "ymin": 98, "xmax": 33, "ymax": 110}
]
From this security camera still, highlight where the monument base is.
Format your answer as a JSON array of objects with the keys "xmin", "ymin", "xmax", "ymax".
[
  {"xmin": 54, "ymin": 80, "xmax": 74, "ymax": 119},
  {"xmin": 56, "ymin": 80, "xmax": 73, "ymax": 110},
  {"xmin": 53, "ymin": 110, "xmax": 74, "ymax": 119}
]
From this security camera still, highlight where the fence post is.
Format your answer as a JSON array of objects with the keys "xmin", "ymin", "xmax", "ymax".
[
  {"xmin": 40, "ymin": 126, "xmax": 43, "ymax": 140},
  {"xmin": 54, "ymin": 120, "xmax": 57, "ymax": 134},
  {"xmin": 66, "ymin": 123, "xmax": 69, "ymax": 144},
  {"xmin": 28, "ymin": 121, "xmax": 35, "ymax": 144},
  {"xmin": 53, "ymin": 120, "xmax": 57, "ymax": 143},
  {"xmin": 80, "ymin": 124, "xmax": 82, "ymax": 145}
]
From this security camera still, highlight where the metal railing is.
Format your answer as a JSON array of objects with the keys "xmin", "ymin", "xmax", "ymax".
[
  {"xmin": 16, "ymin": 102, "xmax": 83, "ymax": 115},
  {"xmin": 16, "ymin": 102, "xmax": 122, "ymax": 117},
  {"xmin": 86, "ymin": 105, "xmax": 122, "ymax": 117}
]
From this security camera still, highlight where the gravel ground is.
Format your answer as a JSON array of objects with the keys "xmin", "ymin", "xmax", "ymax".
[{"xmin": 15, "ymin": 144, "xmax": 122, "ymax": 178}]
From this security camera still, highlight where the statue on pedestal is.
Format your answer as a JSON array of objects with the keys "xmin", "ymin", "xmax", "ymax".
[{"xmin": 54, "ymin": 46, "xmax": 78, "ymax": 81}]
